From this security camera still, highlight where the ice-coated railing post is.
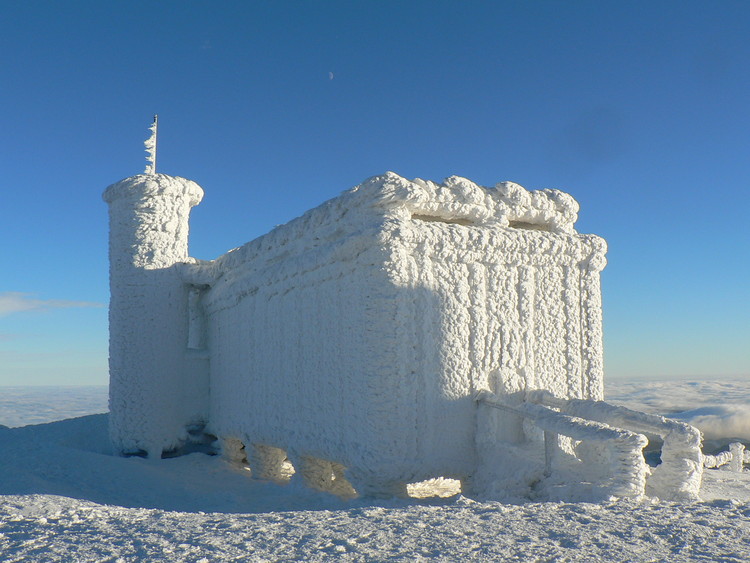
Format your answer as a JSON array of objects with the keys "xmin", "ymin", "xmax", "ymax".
[
  {"xmin": 527, "ymin": 390, "xmax": 704, "ymax": 500},
  {"xmin": 704, "ymin": 442, "xmax": 748, "ymax": 472},
  {"xmin": 475, "ymin": 391, "xmax": 648, "ymax": 499},
  {"xmin": 730, "ymin": 442, "xmax": 745, "ymax": 473},
  {"xmin": 703, "ymin": 450, "xmax": 733, "ymax": 469},
  {"xmin": 543, "ymin": 431, "xmax": 555, "ymax": 477}
]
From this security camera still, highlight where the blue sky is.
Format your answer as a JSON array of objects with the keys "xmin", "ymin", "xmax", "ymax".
[{"xmin": 0, "ymin": 1, "xmax": 748, "ymax": 385}]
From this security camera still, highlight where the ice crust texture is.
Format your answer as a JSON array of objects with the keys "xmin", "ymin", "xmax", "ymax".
[
  {"xmin": 104, "ymin": 174, "xmax": 208, "ymax": 458},
  {"xmin": 1, "ymin": 399, "xmax": 749, "ymax": 561},
  {"xmin": 105, "ymin": 171, "xmax": 609, "ymax": 495}
]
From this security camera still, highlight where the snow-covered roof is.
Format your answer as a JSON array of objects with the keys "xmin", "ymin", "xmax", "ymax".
[
  {"xmin": 103, "ymin": 173, "xmax": 203, "ymax": 207},
  {"xmin": 193, "ymin": 172, "xmax": 585, "ymax": 276},
  {"xmin": 350, "ymin": 172, "xmax": 580, "ymax": 233}
]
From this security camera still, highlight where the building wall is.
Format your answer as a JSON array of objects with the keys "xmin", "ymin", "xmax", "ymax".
[
  {"xmin": 382, "ymin": 219, "xmax": 606, "ymax": 480},
  {"xmin": 199, "ymin": 173, "xmax": 606, "ymax": 486},
  {"xmin": 105, "ymin": 171, "xmax": 606, "ymax": 487}
]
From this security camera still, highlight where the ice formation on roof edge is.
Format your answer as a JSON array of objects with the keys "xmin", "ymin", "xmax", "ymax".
[
  {"xmin": 355, "ymin": 172, "xmax": 580, "ymax": 233},
  {"xmin": 103, "ymin": 173, "xmax": 203, "ymax": 206},
  {"xmin": 182, "ymin": 172, "xmax": 601, "ymax": 286},
  {"xmin": 312, "ymin": 171, "xmax": 581, "ymax": 233}
]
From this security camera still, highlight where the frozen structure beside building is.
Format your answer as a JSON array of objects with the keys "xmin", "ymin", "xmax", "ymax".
[{"xmin": 104, "ymin": 169, "xmax": 704, "ymax": 502}]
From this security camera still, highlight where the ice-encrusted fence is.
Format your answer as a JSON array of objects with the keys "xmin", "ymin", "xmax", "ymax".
[
  {"xmin": 704, "ymin": 442, "xmax": 750, "ymax": 473},
  {"xmin": 476, "ymin": 391, "xmax": 648, "ymax": 499},
  {"xmin": 476, "ymin": 389, "xmax": 704, "ymax": 501}
]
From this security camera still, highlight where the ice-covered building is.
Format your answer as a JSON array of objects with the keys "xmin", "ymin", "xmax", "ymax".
[{"xmin": 104, "ymin": 170, "xmax": 704, "ymax": 501}]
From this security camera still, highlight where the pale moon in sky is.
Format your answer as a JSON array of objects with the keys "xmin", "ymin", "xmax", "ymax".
[{"xmin": 329, "ymin": 71, "xmax": 334, "ymax": 80}]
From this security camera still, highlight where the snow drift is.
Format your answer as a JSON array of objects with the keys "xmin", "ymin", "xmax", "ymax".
[{"xmin": 1, "ymin": 408, "xmax": 749, "ymax": 562}]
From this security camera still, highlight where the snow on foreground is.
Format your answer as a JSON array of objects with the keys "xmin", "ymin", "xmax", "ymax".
[{"xmin": 0, "ymin": 412, "xmax": 749, "ymax": 560}]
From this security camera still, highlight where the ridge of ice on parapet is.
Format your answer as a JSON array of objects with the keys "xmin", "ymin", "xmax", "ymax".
[
  {"xmin": 188, "ymin": 172, "xmax": 588, "ymax": 284},
  {"xmin": 102, "ymin": 173, "xmax": 204, "ymax": 206},
  {"xmin": 353, "ymin": 171, "xmax": 580, "ymax": 234}
]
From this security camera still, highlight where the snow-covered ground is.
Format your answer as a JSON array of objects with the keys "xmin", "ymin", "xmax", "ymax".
[{"xmin": 1, "ymin": 381, "xmax": 749, "ymax": 561}]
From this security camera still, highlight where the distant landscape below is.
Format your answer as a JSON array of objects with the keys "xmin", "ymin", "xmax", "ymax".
[
  {"xmin": 0, "ymin": 385, "xmax": 108, "ymax": 428},
  {"xmin": 1, "ymin": 379, "xmax": 748, "ymax": 446}
]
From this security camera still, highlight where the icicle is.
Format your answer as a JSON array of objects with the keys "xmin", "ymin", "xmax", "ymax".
[{"xmin": 144, "ymin": 115, "xmax": 158, "ymax": 174}]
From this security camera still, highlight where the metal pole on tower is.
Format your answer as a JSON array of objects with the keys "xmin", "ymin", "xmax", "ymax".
[
  {"xmin": 152, "ymin": 114, "xmax": 158, "ymax": 174},
  {"xmin": 145, "ymin": 114, "xmax": 159, "ymax": 174}
]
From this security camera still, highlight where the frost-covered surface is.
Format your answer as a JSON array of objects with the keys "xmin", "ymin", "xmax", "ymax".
[
  {"xmin": 175, "ymin": 173, "xmax": 607, "ymax": 493},
  {"xmin": 104, "ymin": 174, "xmax": 209, "ymax": 458},
  {"xmin": 99, "ymin": 170, "xmax": 720, "ymax": 502},
  {"xmin": 0, "ymin": 412, "xmax": 749, "ymax": 561},
  {"xmin": 703, "ymin": 443, "xmax": 750, "ymax": 472},
  {"xmin": 528, "ymin": 390, "xmax": 704, "ymax": 500},
  {"xmin": 3, "ymin": 492, "xmax": 750, "ymax": 562},
  {"xmin": 1, "ymin": 382, "xmax": 750, "ymax": 561},
  {"xmin": 143, "ymin": 116, "xmax": 157, "ymax": 174},
  {"xmin": 476, "ymin": 392, "xmax": 649, "ymax": 501}
]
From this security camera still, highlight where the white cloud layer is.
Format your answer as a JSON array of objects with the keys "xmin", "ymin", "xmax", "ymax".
[
  {"xmin": 671, "ymin": 405, "xmax": 750, "ymax": 440},
  {"xmin": 607, "ymin": 379, "xmax": 750, "ymax": 441},
  {"xmin": 0, "ymin": 292, "xmax": 103, "ymax": 317}
]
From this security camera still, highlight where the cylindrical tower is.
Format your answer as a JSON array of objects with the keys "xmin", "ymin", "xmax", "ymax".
[{"xmin": 103, "ymin": 173, "xmax": 207, "ymax": 457}]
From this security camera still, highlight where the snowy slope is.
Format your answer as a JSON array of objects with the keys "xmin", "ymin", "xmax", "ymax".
[{"xmin": 1, "ymin": 383, "xmax": 749, "ymax": 561}]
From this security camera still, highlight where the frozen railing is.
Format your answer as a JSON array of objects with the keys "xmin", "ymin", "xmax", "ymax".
[
  {"xmin": 704, "ymin": 442, "xmax": 749, "ymax": 473},
  {"xmin": 526, "ymin": 390, "xmax": 703, "ymax": 500},
  {"xmin": 475, "ymin": 390, "xmax": 704, "ymax": 501},
  {"xmin": 476, "ymin": 391, "xmax": 648, "ymax": 499}
]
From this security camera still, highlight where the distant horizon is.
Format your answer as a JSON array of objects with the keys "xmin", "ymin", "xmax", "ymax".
[
  {"xmin": 2, "ymin": 372, "xmax": 749, "ymax": 387},
  {"xmin": 4, "ymin": 378, "xmax": 749, "ymax": 442}
]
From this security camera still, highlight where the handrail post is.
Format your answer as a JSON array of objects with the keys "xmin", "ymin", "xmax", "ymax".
[
  {"xmin": 543, "ymin": 431, "xmax": 555, "ymax": 477},
  {"xmin": 730, "ymin": 442, "xmax": 745, "ymax": 473}
]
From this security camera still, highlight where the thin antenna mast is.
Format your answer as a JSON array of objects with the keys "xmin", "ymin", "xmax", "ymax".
[{"xmin": 144, "ymin": 114, "xmax": 159, "ymax": 174}]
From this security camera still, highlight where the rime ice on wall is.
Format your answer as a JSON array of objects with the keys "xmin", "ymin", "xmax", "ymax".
[
  {"xmin": 105, "ymin": 170, "xmax": 710, "ymax": 499},
  {"xmin": 104, "ymin": 174, "xmax": 208, "ymax": 458},
  {"xmin": 189, "ymin": 172, "xmax": 607, "ymax": 492}
]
